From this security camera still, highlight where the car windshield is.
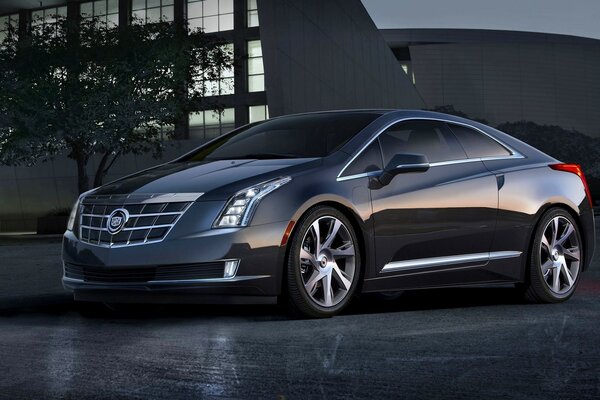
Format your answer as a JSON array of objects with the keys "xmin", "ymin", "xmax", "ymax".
[{"xmin": 179, "ymin": 112, "xmax": 381, "ymax": 161}]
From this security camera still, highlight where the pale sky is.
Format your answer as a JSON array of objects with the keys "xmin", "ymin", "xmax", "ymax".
[{"xmin": 361, "ymin": 0, "xmax": 600, "ymax": 40}]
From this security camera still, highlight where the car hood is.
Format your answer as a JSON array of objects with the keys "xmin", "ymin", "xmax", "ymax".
[{"xmin": 91, "ymin": 158, "xmax": 319, "ymax": 200}]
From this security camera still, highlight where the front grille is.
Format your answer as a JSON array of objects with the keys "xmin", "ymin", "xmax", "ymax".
[
  {"xmin": 78, "ymin": 194, "xmax": 196, "ymax": 248},
  {"xmin": 64, "ymin": 262, "xmax": 226, "ymax": 283}
]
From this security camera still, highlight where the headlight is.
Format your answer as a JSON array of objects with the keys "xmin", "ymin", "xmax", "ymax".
[
  {"xmin": 67, "ymin": 189, "xmax": 96, "ymax": 234},
  {"xmin": 66, "ymin": 198, "xmax": 80, "ymax": 231},
  {"xmin": 214, "ymin": 177, "xmax": 292, "ymax": 228}
]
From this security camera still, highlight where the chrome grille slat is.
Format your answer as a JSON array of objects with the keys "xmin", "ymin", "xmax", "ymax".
[
  {"xmin": 144, "ymin": 203, "xmax": 167, "ymax": 243},
  {"xmin": 78, "ymin": 196, "xmax": 192, "ymax": 248},
  {"xmin": 81, "ymin": 211, "xmax": 184, "ymax": 218},
  {"xmin": 81, "ymin": 223, "xmax": 176, "ymax": 231},
  {"xmin": 98, "ymin": 205, "xmax": 107, "ymax": 245}
]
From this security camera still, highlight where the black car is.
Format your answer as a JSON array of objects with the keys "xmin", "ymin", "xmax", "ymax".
[{"xmin": 62, "ymin": 110, "xmax": 595, "ymax": 317}]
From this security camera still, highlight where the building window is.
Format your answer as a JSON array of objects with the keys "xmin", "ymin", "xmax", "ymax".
[
  {"xmin": 249, "ymin": 105, "xmax": 269, "ymax": 123},
  {"xmin": 134, "ymin": 123, "xmax": 174, "ymax": 141},
  {"xmin": 189, "ymin": 108, "xmax": 235, "ymax": 140},
  {"xmin": 81, "ymin": 0, "xmax": 119, "ymax": 27},
  {"xmin": 400, "ymin": 62, "xmax": 416, "ymax": 85},
  {"xmin": 247, "ymin": 0, "xmax": 258, "ymax": 27},
  {"xmin": 187, "ymin": 0, "xmax": 234, "ymax": 33},
  {"xmin": 191, "ymin": 43, "xmax": 234, "ymax": 96},
  {"xmin": 247, "ymin": 40, "xmax": 264, "ymax": 92},
  {"xmin": 31, "ymin": 6, "xmax": 68, "ymax": 34},
  {"xmin": 132, "ymin": 0, "xmax": 174, "ymax": 24},
  {"xmin": 0, "ymin": 14, "xmax": 19, "ymax": 43}
]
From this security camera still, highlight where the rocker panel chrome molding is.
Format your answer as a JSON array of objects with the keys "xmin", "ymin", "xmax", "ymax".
[{"xmin": 380, "ymin": 251, "xmax": 522, "ymax": 274}]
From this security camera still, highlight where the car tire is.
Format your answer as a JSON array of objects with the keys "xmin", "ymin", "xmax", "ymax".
[
  {"xmin": 523, "ymin": 208, "xmax": 583, "ymax": 303},
  {"xmin": 286, "ymin": 206, "xmax": 362, "ymax": 318}
]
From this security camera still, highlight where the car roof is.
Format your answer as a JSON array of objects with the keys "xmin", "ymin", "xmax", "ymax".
[
  {"xmin": 252, "ymin": 109, "xmax": 556, "ymax": 162},
  {"xmin": 268, "ymin": 109, "xmax": 477, "ymax": 121}
]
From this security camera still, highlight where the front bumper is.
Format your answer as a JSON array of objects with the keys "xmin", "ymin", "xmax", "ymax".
[{"xmin": 62, "ymin": 201, "xmax": 290, "ymax": 303}]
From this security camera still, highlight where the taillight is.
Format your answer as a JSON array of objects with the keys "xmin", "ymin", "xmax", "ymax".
[{"xmin": 549, "ymin": 163, "xmax": 593, "ymax": 208}]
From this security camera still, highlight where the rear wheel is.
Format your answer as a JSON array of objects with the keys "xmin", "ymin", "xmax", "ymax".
[
  {"xmin": 286, "ymin": 206, "xmax": 362, "ymax": 318},
  {"xmin": 523, "ymin": 208, "xmax": 583, "ymax": 303}
]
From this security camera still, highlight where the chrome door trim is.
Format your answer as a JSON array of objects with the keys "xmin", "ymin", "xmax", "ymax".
[
  {"xmin": 336, "ymin": 170, "xmax": 383, "ymax": 182},
  {"xmin": 336, "ymin": 155, "xmax": 525, "ymax": 182},
  {"xmin": 395, "ymin": 162, "xmax": 430, "ymax": 170},
  {"xmin": 380, "ymin": 251, "xmax": 522, "ymax": 274},
  {"xmin": 336, "ymin": 116, "xmax": 524, "ymax": 181}
]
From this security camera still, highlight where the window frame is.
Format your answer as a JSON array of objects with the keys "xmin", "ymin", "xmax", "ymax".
[
  {"xmin": 30, "ymin": 5, "xmax": 68, "ymax": 35},
  {"xmin": 189, "ymin": 108, "xmax": 236, "ymax": 141},
  {"xmin": 337, "ymin": 117, "xmax": 523, "ymax": 181},
  {"xmin": 132, "ymin": 0, "xmax": 175, "ymax": 24},
  {"xmin": 187, "ymin": 0, "xmax": 234, "ymax": 33},
  {"xmin": 200, "ymin": 42, "xmax": 234, "ymax": 96},
  {"xmin": 248, "ymin": 104, "xmax": 269, "ymax": 123},
  {"xmin": 247, "ymin": 39, "xmax": 264, "ymax": 93},
  {"xmin": 247, "ymin": 0, "xmax": 259, "ymax": 27},
  {"xmin": 81, "ymin": 0, "xmax": 120, "ymax": 27}
]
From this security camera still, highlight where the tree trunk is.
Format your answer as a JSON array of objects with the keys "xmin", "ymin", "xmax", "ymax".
[
  {"xmin": 94, "ymin": 151, "xmax": 111, "ymax": 188},
  {"xmin": 93, "ymin": 151, "xmax": 120, "ymax": 188},
  {"xmin": 76, "ymin": 156, "xmax": 89, "ymax": 194}
]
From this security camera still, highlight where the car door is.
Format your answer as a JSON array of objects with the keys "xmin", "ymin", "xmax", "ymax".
[
  {"xmin": 366, "ymin": 119, "xmax": 499, "ymax": 290},
  {"xmin": 446, "ymin": 121, "xmax": 525, "ymax": 282}
]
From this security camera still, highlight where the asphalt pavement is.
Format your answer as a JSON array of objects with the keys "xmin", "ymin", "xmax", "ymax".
[{"xmin": 1, "ymin": 231, "xmax": 599, "ymax": 399}]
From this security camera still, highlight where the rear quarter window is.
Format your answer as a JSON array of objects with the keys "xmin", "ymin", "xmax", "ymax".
[{"xmin": 447, "ymin": 123, "xmax": 511, "ymax": 158}]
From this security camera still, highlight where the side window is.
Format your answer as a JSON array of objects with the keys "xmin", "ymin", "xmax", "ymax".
[
  {"xmin": 342, "ymin": 141, "xmax": 383, "ymax": 177},
  {"xmin": 447, "ymin": 123, "xmax": 511, "ymax": 158},
  {"xmin": 378, "ymin": 120, "xmax": 467, "ymax": 164}
]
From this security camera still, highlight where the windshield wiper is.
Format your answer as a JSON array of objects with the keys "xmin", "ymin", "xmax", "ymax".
[{"xmin": 208, "ymin": 153, "xmax": 301, "ymax": 161}]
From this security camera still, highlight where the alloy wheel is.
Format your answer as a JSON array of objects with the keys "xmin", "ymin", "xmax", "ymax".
[
  {"xmin": 299, "ymin": 216, "xmax": 356, "ymax": 307},
  {"xmin": 539, "ymin": 216, "xmax": 581, "ymax": 295}
]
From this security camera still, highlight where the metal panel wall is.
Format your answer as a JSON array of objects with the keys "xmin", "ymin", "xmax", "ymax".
[{"xmin": 257, "ymin": 0, "xmax": 426, "ymax": 117}]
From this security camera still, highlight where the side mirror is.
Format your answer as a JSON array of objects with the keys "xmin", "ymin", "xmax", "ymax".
[{"xmin": 370, "ymin": 153, "xmax": 429, "ymax": 188}]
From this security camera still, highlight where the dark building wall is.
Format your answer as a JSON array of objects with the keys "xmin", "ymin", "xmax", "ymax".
[
  {"xmin": 258, "ymin": 0, "xmax": 425, "ymax": 117},
  {"xmin": 0, "ymin": 0, "xmax": 426, "ymax": 232},
  {"xmin": 382, "ymin": 29, "xmax": 600, "ymax": 138}
]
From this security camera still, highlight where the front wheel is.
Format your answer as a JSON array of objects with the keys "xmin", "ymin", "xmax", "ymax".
[
  {"xmin": 286, "ymin": 206, "xmax": 362, "ymax": 318},
  {"xmin": 523, "ymin": 208, "xmax": 583, "ymax": 303}
]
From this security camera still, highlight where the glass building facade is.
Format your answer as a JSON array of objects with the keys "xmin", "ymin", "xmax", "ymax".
[
  {"xmin": 132, "ymin": 0, "xmax": 175, "ymax": 23},
  {"xmin": 187, "ymin": 0, "xmax": 234, "ymax": 33},
  {"xmin": 249, "ymin": 105, "xmax": 268, "ymax": 123},
  {"xmin": 189, "ymin": 108, "xmax": 235, "ymax": 140},
  {"xmin": 195, "ymin": 43, "xmax": 235, "ymax": 96},
  {"xmin": 31, "ymin": 6, "xmax": 67, "ymax": 35},
  {"xmin": 247, "ymin": 0, "xmax": 258, "ymax": 27},
  {"xmin": 247, "ymin": 39, "xmax": 264, "ymax": 92},
  {"xmin": 81, "ymin": 0, "xmax": 120, "ymax": 26},
  {"xmin": 0, "ymin": 0, "xmax": 268, "ymax": 141},
  {"xmin": 0, "ymin": 13, "xmax": 18, "ymax": 43}
]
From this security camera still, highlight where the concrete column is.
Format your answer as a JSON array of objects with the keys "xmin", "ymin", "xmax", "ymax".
[{"xmin": 119, "ymin": 0, "xmax": 131, "ymax": 28}]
